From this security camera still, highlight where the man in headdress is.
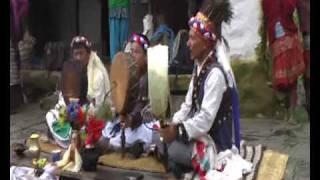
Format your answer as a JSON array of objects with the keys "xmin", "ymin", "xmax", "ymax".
[
  {"xmin": 159, "ymin": 0, "xmax": 247, "ymax": 178},
  {"xmin": 45, "ymin": 36, "xmax": 111, "ymax": 148}
]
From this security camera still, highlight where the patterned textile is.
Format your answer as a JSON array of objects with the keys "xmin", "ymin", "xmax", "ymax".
[
  {"xmin": 271, "ymin": 33, "xmax": 305, "ymax": 91},
  {"xmin": 185, "ymin": 141, "xmax": 265, "ymax": 180},
  {"xmin": 130, "ymin": 33, "xmax": 150, "ymax": 51},
  {"xmin": 188, "ymin": 12, "xmax": 216, "ymax": 42},
  {"xmin": 70, "ymin": 36, "xmax": 92, "ymax": 49},
  {"xmin": 262, "ymin": 0, "xmax": 299, "ymax": 44},
  {"xmin": 240, "ymin": 142, "xmax": 265, "ymax": 180},
  {"xmin": 191, "ymin": 138, "xmax": 218, "ymax": 180}
]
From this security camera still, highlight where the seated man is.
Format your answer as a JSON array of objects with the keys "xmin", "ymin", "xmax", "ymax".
[
  {"xmin": 159, "ymin": 0, "xmax": 248, "ymax": 178},
  {"xmin": 46, "ymin": 36, "xmax": 111, "ymax": 148},
  {"xmin": 98, "ymin": 33, "xmax": 157, "ymax": 158}
]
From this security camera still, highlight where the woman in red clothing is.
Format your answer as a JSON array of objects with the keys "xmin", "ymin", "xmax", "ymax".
[{"xmin": 262, "ymin": 0, "xmax": 306, "ymax": 121}]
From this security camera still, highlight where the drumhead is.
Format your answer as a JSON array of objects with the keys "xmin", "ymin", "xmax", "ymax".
[
  {"xmin": 147, "ymin": 45, "xmax": 170, "ymax": 119},
  {"xmin": 110, "ymin": 52, "xmax": 132, "ymax": 114}
]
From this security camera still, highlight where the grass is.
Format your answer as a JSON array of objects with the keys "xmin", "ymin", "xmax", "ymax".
[{"xmin": 231, "ymin": 61, "xmax": 282, "ymax": 118}]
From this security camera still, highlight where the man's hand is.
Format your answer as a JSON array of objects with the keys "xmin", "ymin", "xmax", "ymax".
[
  {"xmin": 120, "ymin": 114, "xmax": 132, "ymax": 128},
  {"xmin": 159, "ymin": 124, "xmax": 177, "ymax": 143}
]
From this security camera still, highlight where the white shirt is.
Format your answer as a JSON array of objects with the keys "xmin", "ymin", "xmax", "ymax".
[{"xmin": 172, "ymin": 64, "xmax": 227, "ymax": 140}]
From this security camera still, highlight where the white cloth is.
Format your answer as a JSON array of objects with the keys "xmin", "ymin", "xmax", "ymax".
[
  {"xmin": 143, "ymin": 14, "xmax": 154, "ymax": 40},
  {"xmin": 10, "ymin": 166, "xmax": 57, "ymax": 180},
  {"xmin": 102, "ymin": 119, "xmax": 159, "ymax": 150},
  {"xmin": 87, "ymin": 51, "xmax": 111, "ymax": 109},
  {"xmin": 216, "ymin": 40, "xmax": 237, "ymax": 89},
  {"xmin": 205, "ymin": 148, "xmax": 253, "ymax": 180}
]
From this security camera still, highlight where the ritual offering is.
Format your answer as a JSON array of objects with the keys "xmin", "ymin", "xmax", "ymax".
[
  {"xmin": 27, "ymin": 133, "xmax": 41, "ymax": 159},
  {"xmin": 85, "ymin": 116, "xmax": 105, "ymax": 147},
  {"xmin": 51, "ymin": 105, "xmax": 72, "ymax": 148},
  {"xmin": 81, "ymin": 147, "xmax": 101, "ymax": 172},
  {"xmin": 55, "ymin": 131, "xmax": 83, "ymax": 172},
  {"xmin": 67, "ymin": 98, "xmax": 85, "ymax": 129}
]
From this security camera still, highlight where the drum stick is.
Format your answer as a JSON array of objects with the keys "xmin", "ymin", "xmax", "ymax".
[{"xmin": 121, "ymin": 126, "xmax": 126, "ymax": 158}]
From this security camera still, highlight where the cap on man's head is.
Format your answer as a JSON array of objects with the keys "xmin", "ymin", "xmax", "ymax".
[{"xmin": 70, "ymin": 36, "xmax": 92, "ymax": 52}]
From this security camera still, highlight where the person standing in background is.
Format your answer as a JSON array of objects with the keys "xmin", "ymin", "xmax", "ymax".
[
  {"xmin": 10, "ymin": 0, "xmax": 29, "ymax": 113},
  {"xmin": 108, "ymin": 0, "xmax": 130, "ymax": 61},
  {"xmin": 262, "ymin": 0, "xmax": 306, "ymax": 122}
]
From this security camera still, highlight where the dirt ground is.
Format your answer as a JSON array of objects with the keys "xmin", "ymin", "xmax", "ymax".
[{"xmin": 10, "ymin": 102, "xmax": 309, "ymax": 180}]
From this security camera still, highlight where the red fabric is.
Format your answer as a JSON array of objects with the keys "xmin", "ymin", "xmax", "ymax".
[
  {"xmin": 191, "ymin": 141, "xmax": 207, "ymax": 179},
  {"xmin": 196, "ymin": 141, "xmax": 206, "ymax": 160},
  {"xmin": 77, "ymin": 109, "xmax": 85, "ymax": 127},
  {"xmin": 271, "ymin": 33, "xmax": 305, "ymax": 91},
  {"xmin": 262, "ymin": 0, "xmax": 298, "ymax": 44},
  {"xmin": 85, "ymin": 117, "xmax": 105, "ymax": 145},
  {"xmin": 191, "ymin": 158, "xmax": 207, "ymax": 179}
]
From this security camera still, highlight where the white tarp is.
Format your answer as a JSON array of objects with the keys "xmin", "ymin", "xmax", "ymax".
[{"xmin": 222, "ymin": 0, "xmax": 262, "ymax": 61}]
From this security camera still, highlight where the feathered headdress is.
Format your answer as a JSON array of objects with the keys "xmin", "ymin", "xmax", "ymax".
[{"xmin": 189, "ymin": 0, "xmax": 233, "ymax": 41}]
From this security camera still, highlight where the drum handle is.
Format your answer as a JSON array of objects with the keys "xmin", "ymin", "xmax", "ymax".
[{"xmin": 101, "ymin": 81, "xmax": 117, "ymax": 103}]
